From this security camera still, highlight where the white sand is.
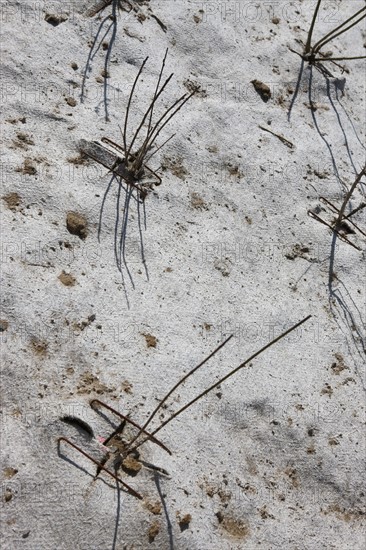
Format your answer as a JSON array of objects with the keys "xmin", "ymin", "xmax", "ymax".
[{"xmin": 1, "ymin": 1, "xmax": 365, "ymax": 548}]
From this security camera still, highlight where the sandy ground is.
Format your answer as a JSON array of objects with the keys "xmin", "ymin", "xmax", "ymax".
[{"xmin": 1, "ymin": 1, "xmax": 365, "ymax": 548}]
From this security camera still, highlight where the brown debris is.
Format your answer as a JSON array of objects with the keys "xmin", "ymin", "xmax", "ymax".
[
  {"xmin": 76, "ymin": 372, "xmax": 113, "ymax": 396},
  {"xmin": 4, "ymin": 489, "xmax": 13, "ymax": 502},
  {"xmin": 190, "ymin": 192, "xmax": 208, "ymax": 210},
  {"xmin": 216, "ymin": 512, "xmax": 250, "ymax": 538},
  {"xmin": 331, "ymin": 353, "xmax": 348, "ymax": 375},
  {"xmin": 65, "ymin": 97, "xmax": 77, "ymax": 107},
  {"xmin": 3, "ymin": 467, "xmax": 18, "ymax": 478},
  {"xmin": 2, "ymin": 192, "xmax": 22, "ymax": 211},
  {"xmin": 58, "ymin": 271, "xmax": 76, "ymax": 287},
  {"xmin": 66, "ymin": 212, "xmax": 88, "ymax": 240},
  {"xmin": 162, "ymin": 156, "xmax": 188, "ymax": 180},
  {"xmin": 0, "ymin": 320, "xmax": 9, "ymax": 332},
  {"xmin": 31, "ymin": 339, "xmax": 48, "ymax": 357},
  {"xmin": 148, "ymin": 520, "xmax": 160, "ymax": 542},
  {"xmin": 251, "ymin": 79, "xmax": 271, "ymax": 102},
  {"xmin": 15, "ymin": 158, "xmax": 37, "ymax": 175},
  {"xmin": 143, "ymin": 333, "xmax": 158, "ymax": 348},
  {"xmin": 44, "ymin": 13, "xmax": 68, "ymax": 26},
  {"xmin": 121, "ymin": 456, "xmax": 142, "ymax": 476},
  {"xmin": 121, "ymin": 380, "xmax": 133, "ymax": 394},
  {"xmin": 144, "ymin": 500, "xmax": 162, "ymax": 515},
  {"xmin": 177, "ymin": 512, "xmax": 192, "ymax": 531},
  {"xmin": 15, "ymin": 132, "xmax": 34, "ymax": 147}
]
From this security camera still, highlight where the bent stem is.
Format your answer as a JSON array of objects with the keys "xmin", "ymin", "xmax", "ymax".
[
  {"xmin": 58, "ymin": 437, "xmax": 142, "ymax": 499},
  {"xmin": 144, "ymin": 133, "xmax": 176, "ymax": 164},
  {"xmin": 130, "ymin": 315, "xmax": 312, "ymax": 453},
  {"xmin": 90, "ymin": 398, "xmax": 172, "ymax": 455},
  {"xmin": 85, "ymin": 0, "xmax": 114, "ymax": 18}
]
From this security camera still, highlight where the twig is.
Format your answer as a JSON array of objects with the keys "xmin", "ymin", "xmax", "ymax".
[
  {"xmin": 313, "ymin": 55, "xmax": 366, "ymax": 62},
  {"xmin": 299, "ymin": 0, "xmax": 366, "ymax": 65},
  {"xmin": 124, "ymin": 56, "xmax": 149, "ymax": 158},
  {"xmin": 320, "ymin": 196, "xmax": 366, "ymax": 237},
  {"xmin": 58, "ymin": 437, "xmax": 142, "ymax": 499},
  {"xmin": 90, "ymin": 398, "xmax": 172, "ymax": 455},
  {"xmin": 308, "ymin": 210, "xmax": 362, "ymax": 251},
  {"xmin": 311, "ymin": 7, "xmax": 366, "ymax": 55},
  {"xmin": 258, "ymin": 125, "xmax": 294, "ymax": 149},
  {"xmin": 131, "ymin": 315, "xmax": 311, "ymax": 452},
  {"xmin": 126, "ymin": 335, "xmax": 234, "ymax": 450},
  {"xmin": 151, "ymin": 13, "xmax": 167, "ymax": 33},
  {"xmin": 85, "ymin": 0, "xmax": 114, "ymax": 18},
  {"xmin": 334, "ymin": 165, "xmax": 366, "ymax": 228},
  {"xmin": 305, "ymin": 0, "xmax": 322, "ymax": 54}
]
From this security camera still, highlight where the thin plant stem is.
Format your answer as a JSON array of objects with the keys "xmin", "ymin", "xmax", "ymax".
[
  {"xmin": 126, "ymin": 73, "xmax": 174, "ymax": 161},
  {"xmin": 305, "ymin": 0, "xmax": 322, "ymax": 54},
  {"xmin": 58, "ymin": 437, "xmax": 142, "ymax": 499},
  {"xmin": 131, "ymin": 315, "xmax": 311, "ymax": 452},
  {"xmin": 90, "ymin": 398, "xmax": 171, "ymax": 454},
  {"xmin": 312, "ymin": 8, "xmax": 366, "ymax": 54},
  {"xmin": 144, "ymin": 91, "xmax": 196, "ymax": 154},
  {"xmin": 313, "ymin": 55, "xmax": 366, "ymax": 62},
  {"xmin": 134, "ymin": 91, "xmax": 195, "ymax": 170},
  {"xmin": 85, "ymin": 0, "xmax": 113, "ymax": 18},
  {"xmin": 343, "ymin": 202, "xmax": 366, "ymax": 220},
  {"xmin": 144, "ymin": 133, "xmax": 176, "ymax": 164},
  {"xmin": 124, "ymin": 49, "xmax": 170, "ymax": 161},
  {"xmin": 308, "ymin": 209, "xmax": 361, "ymax": 250},
  {"xmin": 147, "ymin": 49, "xmax": 169, "ymax": 139},
  {"xmin": 335, "ymin": 165, "xmax": 366, "ymax": 228},
  {"xmin": 118, "ymin": 124, "xmax": 126, "ymax": 150},
  {"xmin": 320, "ymin": 197, "xmax": 366, "ymax": 237},
  {"xmin": 126, "ymin": 335, "xmax": 234, "ymax": 450},
  {"xmin": 102, "ymin": 136, "xmax": 125, "ymax": 155},
  {"xmin": 123, "ymin": 57, "xmax": 149, "ymax": 157}
]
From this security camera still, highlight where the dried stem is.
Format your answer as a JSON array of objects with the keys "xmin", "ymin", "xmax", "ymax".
[
  {"xmin": 305, "ymin": 0, "xmax": 322, "ymax": 54},
  {"xmin": 123, "ymin": 57, "xmax": 149, "ymax": 157},
  {"xmin": 308, "ymin": 209, "xmax": 361, "ymax": 250},
  {"xmin": 302, "ymin": 1, "xmax": 366, "ymax": 64},
  {"xmin": 90, "ymin": 398, "xmax": 172, "ymax": 454},
  {"xmin": 335, "ymin": 165, "xmax": 366, "ymax": 228},
  {"xmin": 146, "ymin": 48, "xmax": 169, "ymax": 141},
  {"xmin": 102, "ymin": 136, "xmax": 125, "ymax": 155},
  {"xmin": 126, "ymin": 73, "xmax": 174, "ymax": 162},
  {"xmin": 144, "ymin": 133, "xmax": 176, "ymax": 164},
  {"xmin": 131, "ymin": 315, "xmax": 311, "ymax": 452},
  {"xmin": 313, "ymin": 55, "xmax": 366, "ymax": 62},
  {"xmin": 85, "ymin": 0, "xmax": 114, "ymax": 18},
  {"xmin": 58, "ymin": 437, "xmax": 142, "ymax": 499},
  {"xmin": 121, "ymin": 51, "xmax": 195, "ymax": 175},
  {"xmin": 126, "ymin": 335, "xmax": 234, "ymax": 450},
  {"xmin": 312, "ymin": 7, "xmax": 366, "ymax": 54},
  {"xmin": 134, "ymin": 90, "xmax": 195, "ymax": 170}
]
